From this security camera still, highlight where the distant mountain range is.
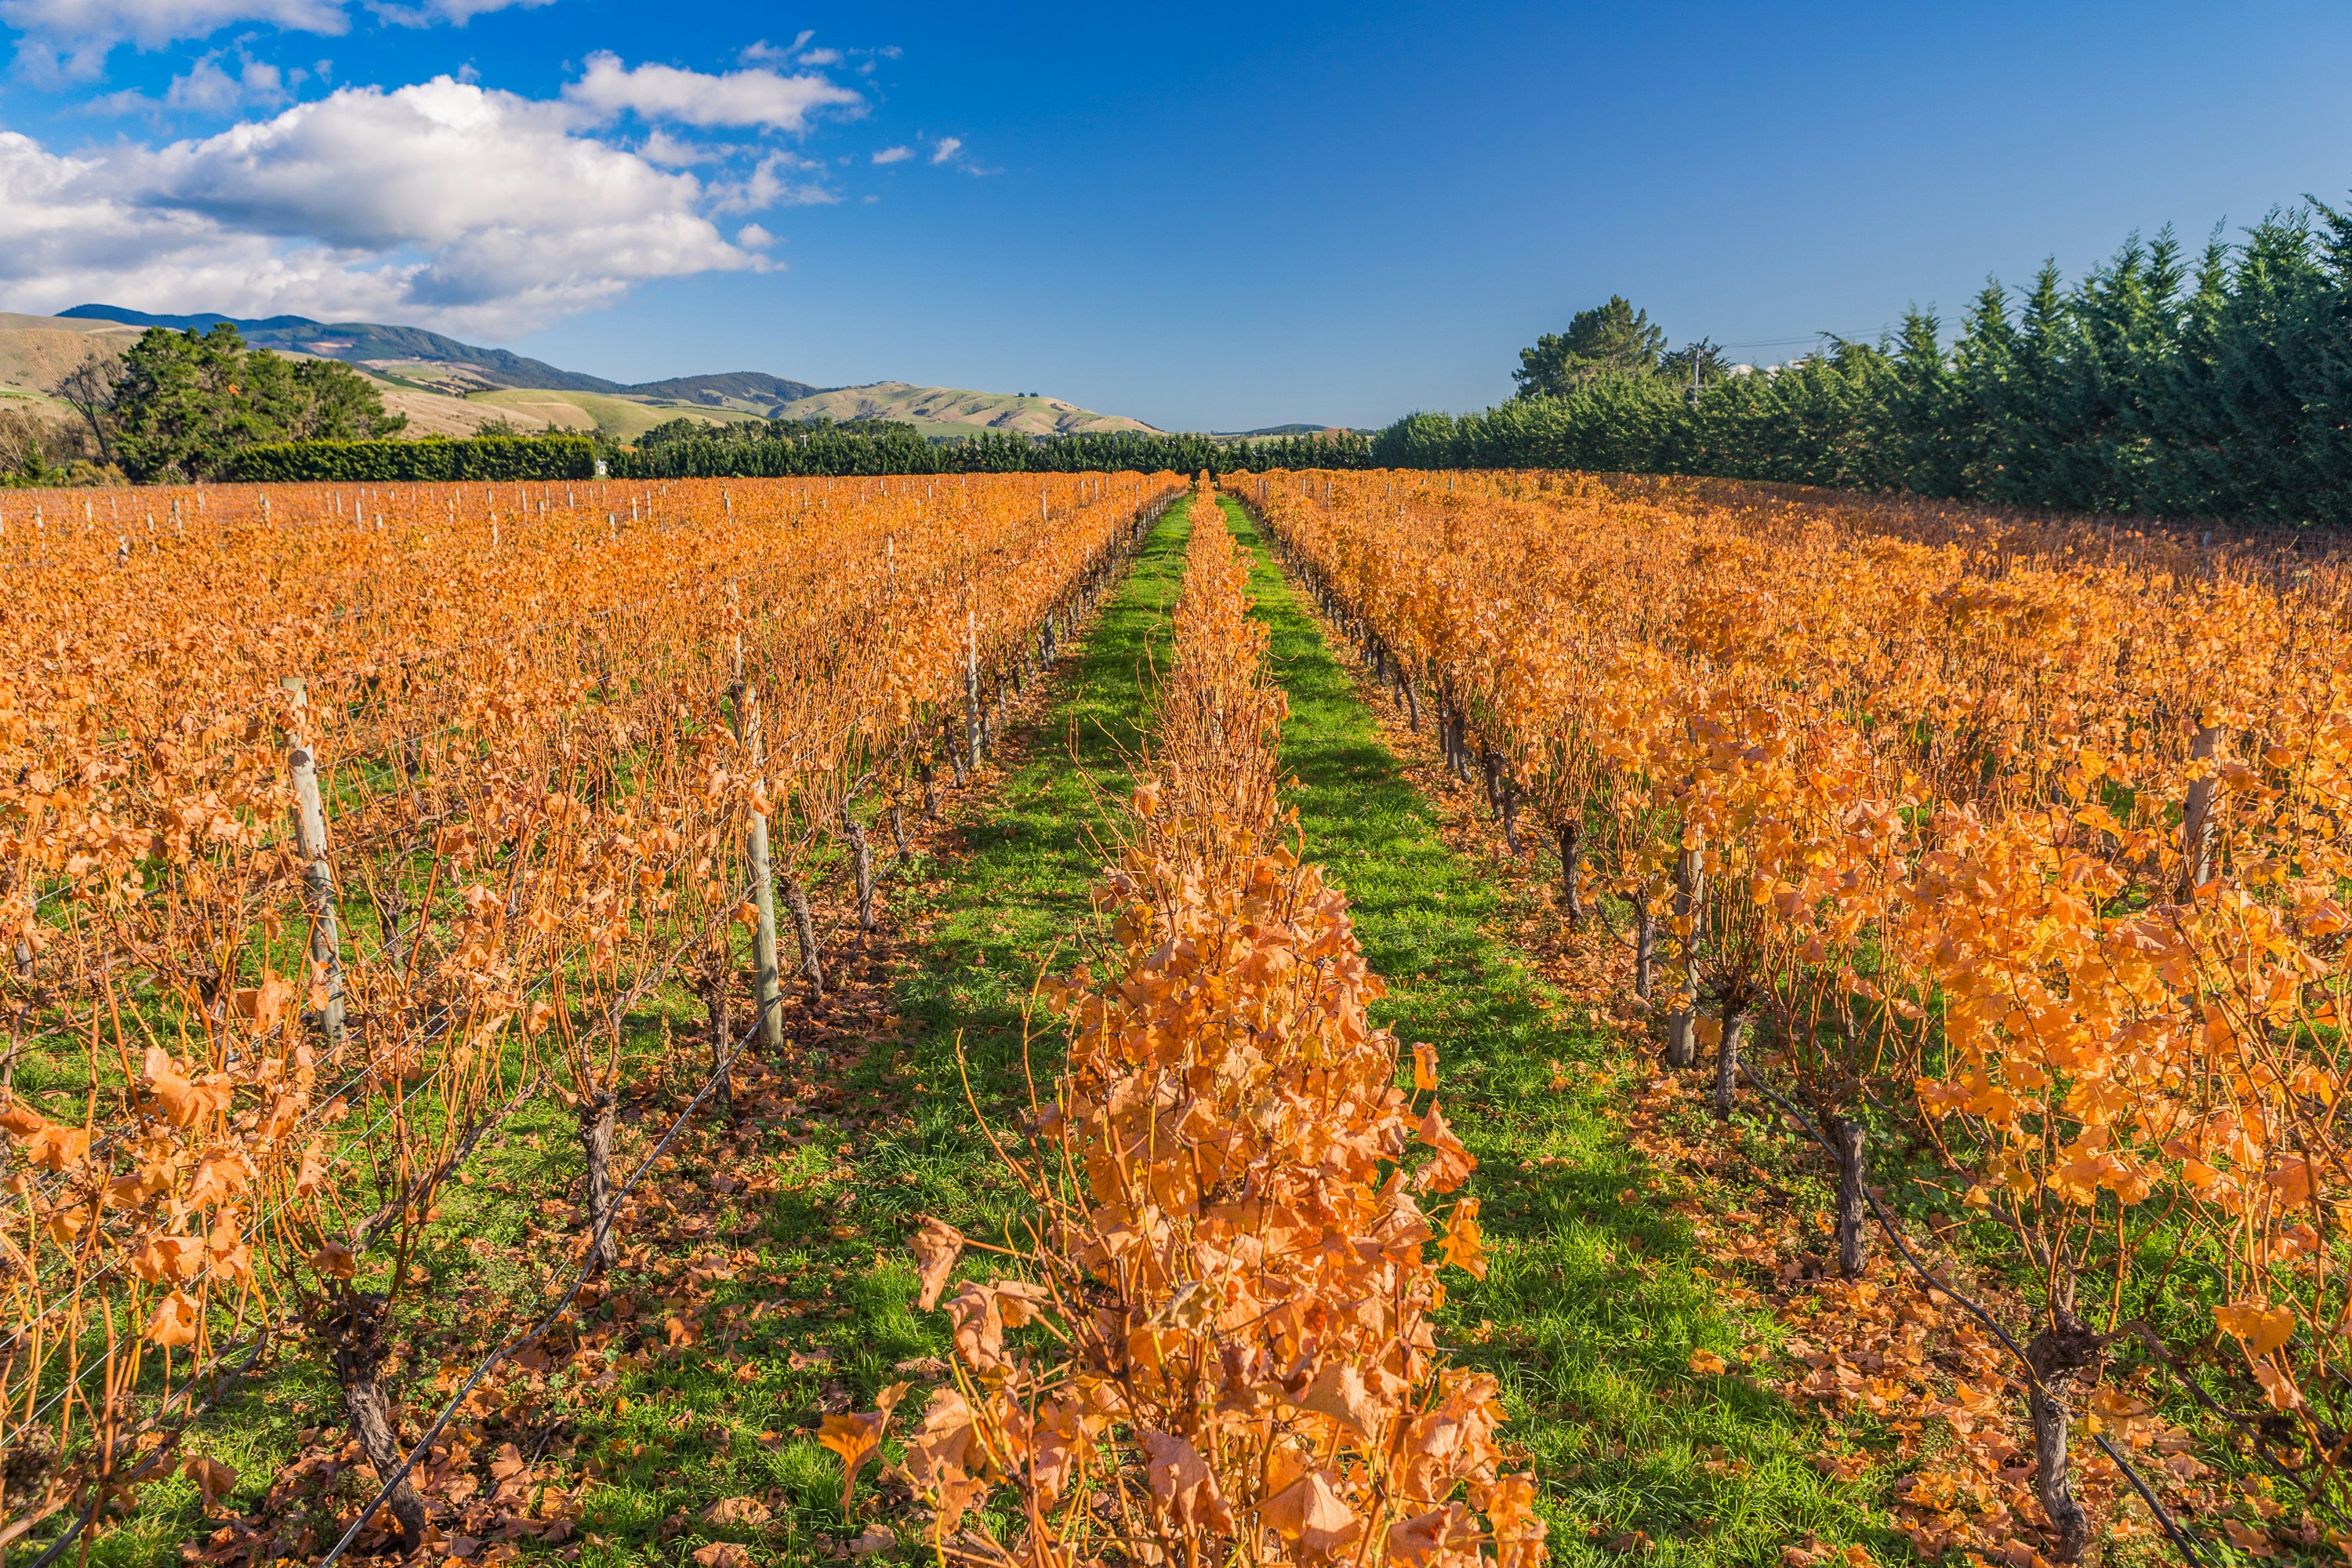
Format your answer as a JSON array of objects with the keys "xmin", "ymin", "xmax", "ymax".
[
  {"xmin": 43, "ymin": 305, "xmax": 1160, "ymax": 437},
  {"xmin": 12, "ymin": 307, "xmax": 1341, "ymax": 441},
  {"xmin": 58, "ymin": 304, "xmax": 824, "ymax": 408}
]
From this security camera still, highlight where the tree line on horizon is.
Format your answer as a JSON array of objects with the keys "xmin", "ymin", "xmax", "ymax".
[
  {"xmin": 9, "ymin": 201, "xmax": 2347, "ymax": 523},
  {"xmin": 1386, "ymin": 204, "xmax": 2352, "ymax": 526}
]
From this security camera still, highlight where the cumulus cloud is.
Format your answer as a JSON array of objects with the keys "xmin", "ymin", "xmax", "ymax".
[
  {"xmin": 166, "ymin": 55, "xmax": 289, "ymax": 110},
  {"xmin": 869, "ymin": 143, "xmax": 911, "ymax": 164},
  {"xmin": 564, "ymin": 50, "xmax": 858, "ymax": 132},
  {"xmin": 2, "ymin": 0, "xmax": 542, "ymax": 76},
  {"xmin": 707, "ymin": 150, "xmax": 833, "ymax": 212},
  {"xmin": 0, "ymin": 76, "xmax": 767, "ymax": 335},
  {"xmin": 85, "ymin": 49, "xmax": 293, "ymax": 114},
  {"xmin": 373, "ymin": 0, "xmax": 552, "ymax": 24},
  {"xmin": 2, "ymin": 0, "xmax": 338, "ymax": 75},
  {"xmin": 928, "ymin": 135, "xmax": 960, "ymax": 164},
  {"xmin": 636, "ymin": 127, "xmax": 727, "ymax": 166}
]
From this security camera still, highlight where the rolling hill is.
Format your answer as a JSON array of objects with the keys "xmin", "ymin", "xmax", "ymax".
[
  {"xmin": 37, "ymin": 305, "xmax": 1157, "ymax": 438},
  {"xmin": 0, "ymin": 313, "xmax": 590, "ymax": 437},
  {"xmin": 771, "ymin": 382, "xmax": 1154, "ymax": 437},
  {"xmin": 56, "ymin": 305, "xmax": 619, "ymax": 394}
]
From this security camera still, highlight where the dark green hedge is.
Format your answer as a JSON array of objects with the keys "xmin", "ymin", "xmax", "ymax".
[
  {"xmin": 608, "ymin": 426, "xmax": 1375, "ymax": 478},
  {"xmin": 227, "ymin": 436, "xmax": 599, "ymax": 482}
]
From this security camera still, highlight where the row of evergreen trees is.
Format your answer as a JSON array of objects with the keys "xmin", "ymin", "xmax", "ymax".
[
  {"xmin": 611, "ymin": 418, "xmax": 1373, "ymax": 479},
  {"xmin": 1381, "ymin": 206, "xmax": 2352, "ymax": 524},
  {"xmin": 34, "ymin": 201, "xmax": 2343, "ymax": 522},
  {"xmin": 618, "ymin": 204, "xmax": 2351, "ymax": 524}
]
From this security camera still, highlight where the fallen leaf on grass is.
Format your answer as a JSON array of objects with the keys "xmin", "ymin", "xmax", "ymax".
[
  {"xmin": 1605, "ymin": 1531, "xmax": 1650, "ymax": 1555},
  {"xmin": 692, "ymin": 1544, "xmax": 753, "ymax": 1568},
  {"xmin": 817, "ymin": 1412, "xmax": 887, "ymax": 1512},
  {"xmin": 183, "ymin": 1454, "xmax": 237, "ymax": 1512},
  {"xmin": 912, "ymin": 1218, "xmax": 964, "ymax": 1311},
  {"xmin": 1689, "ymin": 1348, "xmax": 1728, "ymax": 1375},
  {"xmin": 2223, "ymin": 1521, "xmax": 2279, "ymax": 1558},
  {"xmin": 704, "ymin": 1497, "xmax": 771, "ymax": 1527}
]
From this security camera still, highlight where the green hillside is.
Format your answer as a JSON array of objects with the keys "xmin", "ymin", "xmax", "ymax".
[{"xmin": 771, "ymin": 381, "xmax": 1156, "ymax": 436}]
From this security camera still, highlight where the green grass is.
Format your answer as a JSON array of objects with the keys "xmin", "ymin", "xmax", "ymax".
[
  {"xmin": 73, "ymin": 491, "xmax": 1903, "ymax": 1566},
  {"xmin": 615, "ymin": 490, "xmax": 1900, "ymax": 1566},
  {"xmin": 524, "ymin": 495, "xmax": 1196, "ymax": 1564},
  {"xmin": 1218, "ymin": 495, "xmax": 1898, "ymax": 1566}
]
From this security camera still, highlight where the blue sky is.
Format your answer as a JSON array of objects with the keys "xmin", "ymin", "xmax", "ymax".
[{"xmin": 2, "ymin": 1, "xmax": 2347, "ymax": 430}]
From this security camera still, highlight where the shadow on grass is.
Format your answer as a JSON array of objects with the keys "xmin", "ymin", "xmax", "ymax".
[
  {"xmin": 565, "ymin": 496, "xmax": 1205, "ymax": 1563},
  {"xmin": 1221, "ymin": 498, "xmax": 1903, "ymax": 1568}
]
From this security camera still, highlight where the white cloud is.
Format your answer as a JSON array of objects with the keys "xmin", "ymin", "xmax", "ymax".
[
  {"xmin": 154, "ymin": 54, "xmax": 289, "ymax": 111},
  {"xmin": 637, "ymin": 127, "xmax": 725, "ymax": 166},
  {"xmin": 929, "ymin": 135, "xmax": 960, "ymax": 164},
  {"xmin": 1, "ymin": 0, "xmax": 543, "ymax": 77},
  {"xmin": 869, "ymin": 143, "xmax": 911, "ymax": 165},
  {"xmin": 564, "ymin": 50, "xmax": 858, "ymax": 131},
  {"xmin": 2, "ymin": 0, "xmax": 340, "ymax": 75},
  {"xmin": 0, "ymin": 76, "xmax": 766, "ymax": 335},
  {"xmin": 735, "ymin": 223, "xmax": 771, "ymax": 249},
  {"xmin": 370, "ymin": 0, "xmax": 553, "ymax": 27},
  {"xmin": 796, "ymin": 46, "xmax": 838, "ymax": 65},
  {"xmin": 708, "ymin": 149, "xmax": 833, "ymax": 213}
]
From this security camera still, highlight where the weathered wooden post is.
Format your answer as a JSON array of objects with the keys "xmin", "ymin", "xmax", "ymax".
[
  {"xmin": 1663, "ymin": 826, "xmax": 1704, "ymax": 1069},
  {"xmin": 281, "ymin": 676, "xmax": 346, "ymax": 1051},
  {"xmin": 2180, "ymin": 720, "xmax": 2222, "ymax": 898},
  {"xmin": 730, "ymin": 648, "xmax": 784, "ymax": 1051}
]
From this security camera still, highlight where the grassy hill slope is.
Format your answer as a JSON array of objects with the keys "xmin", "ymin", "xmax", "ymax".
[
  {"xmin": 773, "ymin": 382, "xmax": 1159, "ymax": 436},
  {"xmin": 469, "ymin": 387, "xmax": 764, "ymax": 441},
  {"xmin": 7, "ymin": 310, "xmax": 1162, "ymax": 444}
]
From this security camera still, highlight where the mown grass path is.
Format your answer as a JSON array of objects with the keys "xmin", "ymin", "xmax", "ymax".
[
  {"xmin": 648, "ymin": 490, "xmax": 1892, "ymax": 1566},
  {"xmin": 1216, "ymin": 496, "xmax": 1894, "ymax": 1566},
  {"xmin": 668, "ymin": 493, "xmax": 1200, "ymax": 1559}
]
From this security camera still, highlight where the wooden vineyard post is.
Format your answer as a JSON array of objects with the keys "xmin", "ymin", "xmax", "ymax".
[
  {"xmin": 730, "ymin": 652, "xmax": 784, "ymax": 1051},
  {"xmin": 2180, "ymin": 720, "xmax": 2222, "ymax": 898},
  {"xmin": 965, "ymin": 605, "xmax": 982, "ymax": 772},
  {"xmin": 1633, "ymin": 892, "xmax": 1657, "ymax": 1000},
  {"xmin": 281, "ymin": 676, "xmax": 347, "ymax": 1051},
  {"xmin": 1664, "ymin": 826, "xmax": 1704, "ymax": 1069}
]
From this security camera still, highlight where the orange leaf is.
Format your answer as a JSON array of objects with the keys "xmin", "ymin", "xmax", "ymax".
[
  {"xmin": 911, "ymin": 1218, "xmax": 964, "ymax": 1312},
  {"xmin": 817, "ymin": 1410, "xmax": 887, "ymax": 1513},
  {"xmin": 1261, "ymin": 1468, "xmax": 1361, "ymax": 1557},
  {"xmin": 2216, "ymin": 1301, "xmax": 2296, "ymax": 1356},
  {"xmin": 145, "ymin": 1289, "xmax": 200, "ymax": 1348},
  {"xmin": 183, "ymin": 1454, "xmax": 238, "ymax": 1512}
]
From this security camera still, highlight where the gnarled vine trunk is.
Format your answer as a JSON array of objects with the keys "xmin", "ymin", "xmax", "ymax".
[
  {"xmin": 2023, "ymin": 1312, "xmax": 2103, "ymax": 1561},
  {"xmin": 578, "ymin": 1090, "xmax": 619, "ymax": 1275},
  {"xmin": 1831, "ymin": 1116, "xmax": 1868, "ymax": 1277},
  {"xmin": 783, "ymin": 871, "xmax": 823, "ymax": 997},
  {"xmin": 1711, "ymin": 1004, "xmax": 1747, "ymax": 1120},
  {"xmin": 327, "ymin": 1291, "xmax": 427, "ymax": 1554},
  {"xmin": 1557, "ymin": 819, "xmax": 1583, "ymax": 927}
]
